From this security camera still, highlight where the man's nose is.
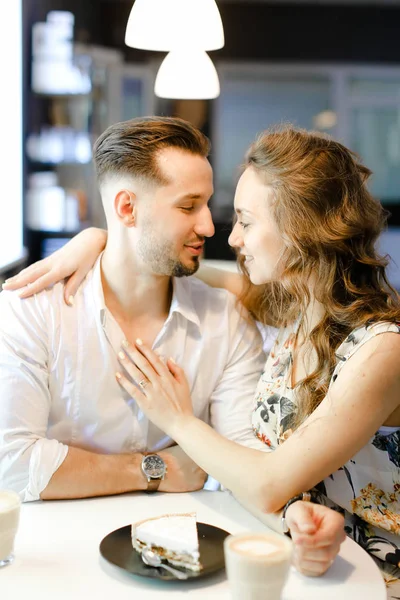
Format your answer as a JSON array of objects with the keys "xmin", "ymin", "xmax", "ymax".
[{"xmin": 195, "ymin": 207, "xmax": 215, "ymax": 238}]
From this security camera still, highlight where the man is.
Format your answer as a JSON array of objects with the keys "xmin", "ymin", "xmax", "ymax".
[
  {"xmin": 0, "ymin": 117, "xmax": 267, "ymax": 501},
  {"xmin": 0, "ymin": 117, "xmax": 345, "ymax": 575}
]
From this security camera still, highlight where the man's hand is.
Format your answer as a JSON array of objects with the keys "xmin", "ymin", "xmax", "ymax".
[
  {"xmin": 285, "ymin": 501, "xmax": 346, "ymax": 576},
  {"xmin": 158, "ymin": 445, "xmax": 207, "ymax": 493}
]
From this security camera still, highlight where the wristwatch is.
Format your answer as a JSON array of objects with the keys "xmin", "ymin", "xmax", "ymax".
[{"xmin": 141, "ymin": 453, "xmax": 167, "ymax": 493}]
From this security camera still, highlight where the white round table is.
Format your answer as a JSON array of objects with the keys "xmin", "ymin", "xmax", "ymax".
[{"xmin": 2, "ymin": 490, "xmax": 386, "ymax": 600}]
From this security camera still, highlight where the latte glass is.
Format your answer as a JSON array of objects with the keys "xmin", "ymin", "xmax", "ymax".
[
  {"xmin": 0, "ymin": 490, "xmax": 21, "ymax": 567},
  {"xmin": 224, "ymin": 531, "xmax": 293, "ymax": 600}
]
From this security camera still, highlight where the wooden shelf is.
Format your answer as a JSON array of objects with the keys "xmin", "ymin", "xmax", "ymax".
[
  {"xmin": 26, "ymin": 223, "xmax": 91, "ymax": 237},
  {"xmin": 27, "ymin": 160, "xmax": 91, "ymax": 167},
  {"xmin": 32, "ymin": 91, "xmax": 92, "ymax": 99}
]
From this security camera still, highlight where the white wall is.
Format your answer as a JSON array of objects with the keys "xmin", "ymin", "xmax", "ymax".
[{"xmin": 0, "ymin": 0, "xmax": 25, "ymax": 273}]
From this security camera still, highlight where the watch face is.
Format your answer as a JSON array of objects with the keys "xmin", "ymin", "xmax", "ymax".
[{"xmin": 142, "ymin": 454, "xmax": 165, "ymax": 478}]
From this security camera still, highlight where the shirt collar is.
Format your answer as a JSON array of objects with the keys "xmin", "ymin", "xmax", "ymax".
[
  {"xmin": 169, "ymin": 277, "xmax": 201, "ymax": 328},
  {"xmin": 90, "ymin": 254, "xmax": 201, "ymax": 329},
  {"xmin": 90, "ymin": 253, "xmax": 107, "ymax": 327}
]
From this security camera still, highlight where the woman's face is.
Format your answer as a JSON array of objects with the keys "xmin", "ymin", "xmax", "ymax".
[{"xmin": 228, "ymin": 167, "xmax": 285, "ymax": 285}]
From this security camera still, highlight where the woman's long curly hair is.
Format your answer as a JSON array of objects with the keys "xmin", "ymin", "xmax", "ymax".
[{"xmin": 238, "ymin": 125, "xmax": 400, "ymax": 429}]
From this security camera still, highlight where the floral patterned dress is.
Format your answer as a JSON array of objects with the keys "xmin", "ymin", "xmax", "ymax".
[{"xmin": 252, "ymin": 320, "xmax": 400, "ymax": 599}]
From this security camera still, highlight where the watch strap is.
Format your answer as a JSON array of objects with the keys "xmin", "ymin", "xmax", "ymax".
[{"xmin": 145, "ymin": 477, "xmax": 161, "ymax": 493}]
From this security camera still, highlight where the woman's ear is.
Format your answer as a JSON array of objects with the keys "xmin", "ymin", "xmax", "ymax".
[{"xmin": 114, "ymin": 189, "xmax": 136, "ymax": 227}]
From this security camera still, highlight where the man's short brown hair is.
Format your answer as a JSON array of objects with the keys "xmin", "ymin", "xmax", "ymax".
[{"xmin": 93, "ymin": 116, "xmax": 211, "ymax": 186}]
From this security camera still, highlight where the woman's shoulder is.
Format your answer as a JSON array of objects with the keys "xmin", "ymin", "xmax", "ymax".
[
  {"xmin": 330, "ymin": 320, "xmax": 400, "ymax": 387},
  {"xmin": 336, "ymin": 321, "xmax": 400, "ymax": 360}
]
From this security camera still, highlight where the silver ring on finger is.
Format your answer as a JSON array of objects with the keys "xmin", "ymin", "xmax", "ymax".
[{"xmin": 138, "ymin": 378, "xmax": 148, "ymax": 390}]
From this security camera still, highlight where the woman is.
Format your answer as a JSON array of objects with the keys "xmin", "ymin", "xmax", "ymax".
[{"xmin": 6, "ymin": 125, "xmax": 400, "ymax": 596}]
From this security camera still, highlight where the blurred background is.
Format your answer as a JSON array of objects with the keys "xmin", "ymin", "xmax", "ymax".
[{"xmin": 2, "ymin": 0, "xmax": 400, "ymax": 288}]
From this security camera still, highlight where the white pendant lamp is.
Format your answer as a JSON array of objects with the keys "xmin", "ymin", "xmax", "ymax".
[
  {"xmin": 154, "ymin": 49, "xmax": 220, "ymax": 99},
  {"xmin": 125, "ymin": 0, "xmax": 224, "ymax": 51}
]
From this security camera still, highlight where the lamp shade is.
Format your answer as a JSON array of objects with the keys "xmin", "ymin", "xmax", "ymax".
[
  {"xmin": 154, "ymin": 50, "xmax": 220, "ymax": 99},
  {"xmin": 125, "ymin": 0, "xmax": 224, "ymax": 51}
]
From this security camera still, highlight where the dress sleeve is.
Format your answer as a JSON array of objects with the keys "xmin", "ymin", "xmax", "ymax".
[{"xmin": 330, "ymin": 322, "xmax": 400, "ymax": 386}]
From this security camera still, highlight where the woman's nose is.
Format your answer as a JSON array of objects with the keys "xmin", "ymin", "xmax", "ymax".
[{"xmin": 228, "ymin": 222, "xmax": 242, "ymax": 248}]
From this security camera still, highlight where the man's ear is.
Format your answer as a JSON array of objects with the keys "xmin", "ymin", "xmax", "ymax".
[{"xmin": 114, "ymin": 189, "xmax": 136, "ymax": 227}]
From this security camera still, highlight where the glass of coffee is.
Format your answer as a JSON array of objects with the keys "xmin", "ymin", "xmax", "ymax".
[
  {"xmin": 0, "ymin": 490, "xmax": 21, "ymax": 568},
  {"xmin": 224, "ymin": 531, "xmax": 293, "ymax": 600}
]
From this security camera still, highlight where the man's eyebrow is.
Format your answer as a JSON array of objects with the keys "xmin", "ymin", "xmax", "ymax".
[
  {"xmin": 176, "ymin": 193, "xmax": 203, "ymax": 201},
  {"xmin": 185, "ymin": 193, "xmax": 202, "ymax": 200}
]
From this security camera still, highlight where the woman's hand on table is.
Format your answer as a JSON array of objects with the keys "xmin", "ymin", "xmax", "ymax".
[
  {"xmin": 2, "ymin": 227, "xmax": 107, "ymax": 304},
  {"xmin": 285, "ymin": 501, "xmax": 346, "ymax": 576},
  {"xmin": 116, "ymin": 339, "xmax": 195, "ymax": 438}
]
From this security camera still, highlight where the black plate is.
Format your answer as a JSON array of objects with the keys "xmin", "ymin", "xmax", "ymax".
[{"xmin": 99, "ymin": 522, "xmax": 230, "ymax": 581}]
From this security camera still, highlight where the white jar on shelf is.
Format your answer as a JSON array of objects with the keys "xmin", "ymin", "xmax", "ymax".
[
  {"xmin": 26, "ymin": 172, "xmax": 66, "ymax": 232},
  {"xmin": 32, "ymin": 22, "xmax": 73, "ymax": 62},
  {"xmin": 64, "ymin": 191, "xmax": 80, "ymax": 232},
  {"xmin": 47, "ymin": 11, "xmax": 74, "ymax": 41}
]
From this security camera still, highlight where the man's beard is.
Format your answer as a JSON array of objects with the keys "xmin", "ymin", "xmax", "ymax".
[{"xmin": 137, "ymin": 232, "xmax": 200, "ymax": 277}]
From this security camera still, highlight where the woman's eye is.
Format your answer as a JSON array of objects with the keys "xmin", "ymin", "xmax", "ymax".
[
  {"xmin": 239, "ymin": 221, "xmax": 249, "ymax": 229},
  {"xmin": 180, "ymin": 206, "xmax": 194, "ymax": 212}
]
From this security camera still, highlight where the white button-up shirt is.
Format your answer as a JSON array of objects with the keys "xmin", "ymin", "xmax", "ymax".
[{"xmin": 0, "ymin": 257, "xmax": 266, "ymax": 501}]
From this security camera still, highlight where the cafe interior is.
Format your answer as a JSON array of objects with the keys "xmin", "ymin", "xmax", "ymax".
[
  {"xmin": 1, "ymin": 1, "xmax": 400, "ymax": 599},
  {"xmin": 1, "ymin": 0, "xmax": 400, "ymax": 287}
]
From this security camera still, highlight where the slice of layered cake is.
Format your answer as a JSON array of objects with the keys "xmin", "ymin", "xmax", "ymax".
[{"xmin": 131, "ymin": 512, "xmax": 202, "ymax": 572}]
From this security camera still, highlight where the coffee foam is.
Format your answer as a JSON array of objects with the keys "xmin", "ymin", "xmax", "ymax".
[{"xmin": 229, "ymin": 535, "xmax": 287, "ymax": 558}]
